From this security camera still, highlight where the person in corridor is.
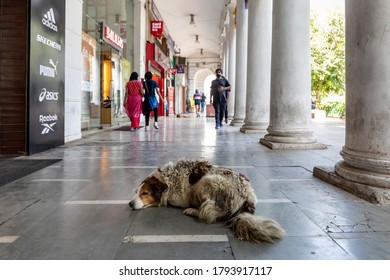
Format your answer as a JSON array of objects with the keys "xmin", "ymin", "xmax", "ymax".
[
  {"xmin": 193, "ymin": 89, "xmax": 202, "ymax": 117},
  {"xmin": 143, "ymin": 71, "xmax": 165, "ymax": 130},
  {"xmin": 124, "ymin": 72, "xmax": 144, "ymax": 131},
  {"xmin": 201, "ymin": 92, "xmax": 206, "ymax": 113},
  {"xmin": 210, "ymin": 68, "xmax": 231, "ymax": 129}
]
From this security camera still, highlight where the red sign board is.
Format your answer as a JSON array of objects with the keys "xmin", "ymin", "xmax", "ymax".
[
  {"xmin": 100, "ymin": 23, "xmax": 123, "ymax": 51},
  {"xmin": 151, "ymin": 21, "xmax": 164, "ymax": 39}
]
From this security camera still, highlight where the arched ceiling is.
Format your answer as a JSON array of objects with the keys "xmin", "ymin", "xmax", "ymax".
[{"xmin": 153, "ymin": 0, "xmax": 231, "ymax": 61}]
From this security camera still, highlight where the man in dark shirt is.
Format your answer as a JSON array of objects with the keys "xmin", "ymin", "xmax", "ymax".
[{"xmin": 210, "ymin": 69, "xmax": 231, "ymax": 129}]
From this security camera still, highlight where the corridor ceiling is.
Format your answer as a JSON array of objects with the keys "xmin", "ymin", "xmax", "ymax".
[{"xmin": 153, "ymin": 0, "xmax": 229, "ymax": 61}]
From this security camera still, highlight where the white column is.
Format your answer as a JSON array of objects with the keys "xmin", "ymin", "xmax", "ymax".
[
  {"xmin": 337, "ymin": 1, "xmax": 390, "ymax": 189},
  {"xmin": 231, "ymin": 0, "xmax": 248, "ymax": 126},
  {"xmin": 227, "ymin": 3, "xmax": 236, "ymax": 120},
  {"xmin": 64, "ymin": 0, "xmax": 83, "ymax": 142},
  {"xmin": 240, "ymin": 0, "xmax": 272, "ymax": 133},
  {"xmin": 260, "ymin": 0, "xmax": 324, "ymax": 149},
  {"xmin": 133, "ymin": 0, "xmax": 146, "ymax": 75},
  {"xmin": 223, "ymin": 24, "xmax": 229, "ymax": 79}
]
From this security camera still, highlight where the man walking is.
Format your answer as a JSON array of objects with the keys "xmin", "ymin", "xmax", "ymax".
[{"xmin": 210, "ymin": 69, "xmax": 231, "ymax": 129}]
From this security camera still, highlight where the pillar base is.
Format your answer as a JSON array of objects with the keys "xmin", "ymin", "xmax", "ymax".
[
  {"xmin": 230, "ymin": 119, "xmax": 245, "ymax": 126},
  {"xmin": 240, "ymin": 127, "xmax": 266, "ymax": 134},
  {"xmin": 260, "ymin": 138, "xmax": 326, "ymax": 150},
  {"xmin": 337, "ymin": 149, "xmax": 390, "ymax": 188},
  {"xmin": 240, "ymin": 123, "xmax": 267, "ymax": 134},
  {"xmin": 313, "ymin": 166, "xmax": 390, "ymax": 204}
]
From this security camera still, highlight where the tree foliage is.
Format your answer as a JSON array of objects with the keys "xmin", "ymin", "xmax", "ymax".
[{"xmin": 310, "ymin": 7, "xmax": 345, "ymax": 104}]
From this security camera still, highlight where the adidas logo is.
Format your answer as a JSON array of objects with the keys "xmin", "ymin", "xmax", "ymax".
[{"xmin": 42, "ymin": 8, "xmax": 58, "ymax": 32}]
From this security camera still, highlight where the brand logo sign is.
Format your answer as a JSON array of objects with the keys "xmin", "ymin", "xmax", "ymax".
[
  {"xmin": 39, "ymin": 88, "xmax": 59, "ymax": 102},
  {"xmin": 29, "ymin": 1, "xmax": 65, "ymax": 154},
  {"xmin": 42, "ymin": 8, "xmax": 58, "ymax": 32},
  {"xmin": 39, "ymin": 59, "xmax": 58, "ymax": 78},
  {"xmin": 39, "ymin": 114, "xmax": 58, "ymax": 134},
  {"xmin": 36, "ymin": 34, "xmax": 62, "ymax": 51}
]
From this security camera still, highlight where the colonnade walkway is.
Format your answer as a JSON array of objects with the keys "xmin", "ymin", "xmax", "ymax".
[{"xmin": 1, "ymin": 114, "xmax": 390, "ymax": 260}]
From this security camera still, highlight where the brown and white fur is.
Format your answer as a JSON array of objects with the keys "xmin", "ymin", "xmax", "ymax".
[{"xmin": 129, "ymin": 159, "xmax": 285, "ymax": 244}]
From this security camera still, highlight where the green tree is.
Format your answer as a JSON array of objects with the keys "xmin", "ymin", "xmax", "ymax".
[{"xmin": 311, "ymin": 7, "xmax": 345, "ymax": 104}]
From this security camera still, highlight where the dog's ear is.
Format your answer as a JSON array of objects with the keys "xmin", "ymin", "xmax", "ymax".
[
  {"xmin": 189, "ymin": 161, "xmax": 212, "ymax": 185},
  {"xmin": 151, "ymin": 182, "xmax": 168, "ymax": 202}
]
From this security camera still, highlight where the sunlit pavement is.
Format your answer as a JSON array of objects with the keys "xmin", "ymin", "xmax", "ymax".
[{"xmin": 1, "ymin": 115, "xmax": 390, "ymax": 260}]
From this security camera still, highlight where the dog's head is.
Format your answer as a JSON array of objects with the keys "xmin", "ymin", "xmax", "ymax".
[{"xmin": 129, "ymin": 170, "xmax": 168, "ymax": 210}]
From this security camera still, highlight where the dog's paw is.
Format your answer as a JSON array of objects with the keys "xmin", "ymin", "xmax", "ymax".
[{"xmin": 183, "ymin": 208, "xmax": 200, "ymax": 218}]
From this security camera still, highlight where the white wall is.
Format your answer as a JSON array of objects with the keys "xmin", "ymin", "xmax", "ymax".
[{"xmin": 64, "ymin": 0, "xmax": 83, "ymax": 142}]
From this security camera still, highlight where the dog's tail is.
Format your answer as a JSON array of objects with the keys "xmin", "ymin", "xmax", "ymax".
[{"xmin": 226, "ymin": 213, "xmax": 285, "ymax": 244}]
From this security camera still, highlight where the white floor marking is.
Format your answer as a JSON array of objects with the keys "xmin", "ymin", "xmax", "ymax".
[
  {"xmin": 269, "ymin": 178, "xmax": 316, "ymax": 182},
  {"xmin": 224, "ymin": 166, "xmax": 255, "ymax": 168},
  {"xmin": 110, "ymin": 166, "xmax": 158, "ymax": 169},
  {"xmin": 63, "ymin": 199, "xmax": 289, "ymax": 205},
  {"xmin": 0, "ymin": 236, "xmax": 19, "ymax": 243},
  {"xmin": 32, "ymin": 179, "xmax": 92, "ymax": 182},
  {"xmin": 123, "ymin": 234, "xmax": 229, "ymax": 243},
  {"xmin": 257, "ymin": 199, "xmax": 291, "ymax": 203},
  {"xmin": 64, "ymin": 200, "xmax": 129, "ymax": 205},
  {"xmin": 110, "ymin": 165, "xmax": 255, "ymax": 169}
]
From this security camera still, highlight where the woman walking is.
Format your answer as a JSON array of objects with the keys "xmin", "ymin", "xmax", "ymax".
[
  {"xmin": 143, "ymin": 71, "xmax": 165, "ymax": 130},
  {"xmin": 124, "ymin": 72, "xmax": 144, "ymax": 131}
]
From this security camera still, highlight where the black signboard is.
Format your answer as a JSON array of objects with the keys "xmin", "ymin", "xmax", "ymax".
[{"xmin": 28, "ymin": 0, "xmax": 65, "ymax": 154}]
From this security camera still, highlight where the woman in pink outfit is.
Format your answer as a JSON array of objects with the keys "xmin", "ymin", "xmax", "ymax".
[{"xmin": 124, "ymin": 72, "xmax": 144, "ymax": 131}]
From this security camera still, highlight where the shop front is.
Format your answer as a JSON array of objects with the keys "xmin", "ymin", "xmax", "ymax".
[
  {"xmin": 99, "ymin": 23, "xmax": 128, "ymax": 126},
  {"xmin": 81, "ymin": 32, "xmax": 101, "ymax": 130},
  {"xmin": 146, "ymin": 42, "xmax": 171, "ymax": 116}
]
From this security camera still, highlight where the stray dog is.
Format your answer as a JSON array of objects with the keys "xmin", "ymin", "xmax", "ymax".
[{"xmin": 129, "ymin": 159, "xmax": 285, "ymax": 244}]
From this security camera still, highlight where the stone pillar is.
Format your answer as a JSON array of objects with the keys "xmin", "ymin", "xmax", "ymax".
[
  {"xmin": 227, "ymin": 3, "xmax": 236, "ymax": 120},
  {"xmin": 223, "ymin": 24, "xmax": 229, "ymax": 79},
  {"xmin": 260, "ymin": 0, "xmax": 325, "ymax": 149},
  {"xmin": 240, "ymin": 0, "xmax": 272, "ymax": 133},
  {"xmin": 231, "ymin": 0, "xmax": 248, "ymax": 126},
  {"xmin": 314, "ymin": 0, "xmax": 390, "ymax": 202},
  {"xmin": 133, "ymin": 0, "xmax": 146, "ymax": 75}
]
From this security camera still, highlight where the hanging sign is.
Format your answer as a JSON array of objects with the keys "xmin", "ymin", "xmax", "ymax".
[
  {"xmin": 151, "ymin": 21, "xmax": 164, "ymax": 39},
  {"xmin": 177, "ymin": 64, "xmax": 185, "ymax": 74},
  {"xmin": 99, "ymin": 23, "xmax": 123, "ymax": 51}
]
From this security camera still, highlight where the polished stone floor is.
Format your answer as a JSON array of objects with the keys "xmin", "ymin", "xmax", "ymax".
[{"xmin": 1, "ymin": 114, "xmax": 390, "ymax": 260}]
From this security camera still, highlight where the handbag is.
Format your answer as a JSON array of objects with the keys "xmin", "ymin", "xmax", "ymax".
[
  {"xmin": 144, "ymin": 80, "xmax": 158, "ymax": 109},
  {"xmin": 149, "ymin": 96, "xmax": 158, "ymax": 109}
]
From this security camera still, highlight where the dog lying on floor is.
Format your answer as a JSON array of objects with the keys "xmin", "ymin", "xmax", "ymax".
[{"xmin": 129, "ymin": 159, "xmax": 285, "ymax": 244}]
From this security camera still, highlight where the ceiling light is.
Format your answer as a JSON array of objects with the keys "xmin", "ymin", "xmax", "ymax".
[
  {"xmin": 189, "ymin": 14, "xmax": 195, "ymax": 25},
  {"xmin": 195, "ymin": 35, "xmax": 200, "ymax": 43}
]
